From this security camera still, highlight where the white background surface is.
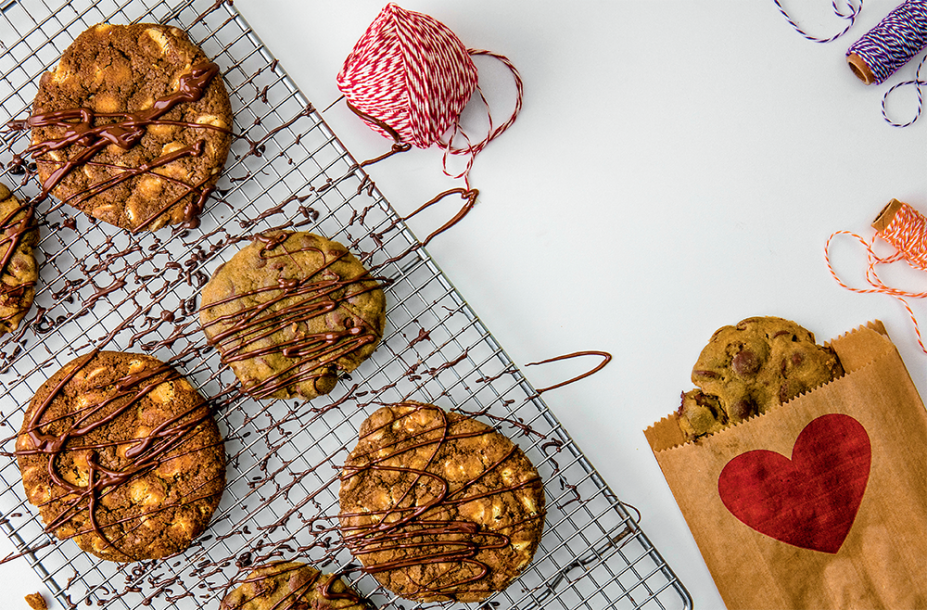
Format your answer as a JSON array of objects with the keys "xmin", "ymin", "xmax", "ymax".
[{"xmin": 3, "ymin": 0, "xmax": 926, "ymax": 608}]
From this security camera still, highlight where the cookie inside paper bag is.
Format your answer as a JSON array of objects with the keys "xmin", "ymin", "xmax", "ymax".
[{"xmin": 676, "ymin": 316, "xmax": 844, "ymax": 441}]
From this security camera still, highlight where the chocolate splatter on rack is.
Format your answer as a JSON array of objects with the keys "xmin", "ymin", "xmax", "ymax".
[{"xmin": 0, "ymin": 1, "xmax": 689, "ymax": 610}]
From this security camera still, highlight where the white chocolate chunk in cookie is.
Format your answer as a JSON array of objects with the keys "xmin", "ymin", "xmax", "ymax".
[
  {"xmin": 145, "ymin": 28, "xmax": 171, "ymax": 54},
  {"xmin": 149, "ymin": 381, "xmax": 175, "ymax": 404},
  {"xmin": 91, "ymin": 92, "xmax": 120, "ymax": 113},
  {"xmin": 195, "ymin": 114, "xmax": 226, "ymax": 129}
]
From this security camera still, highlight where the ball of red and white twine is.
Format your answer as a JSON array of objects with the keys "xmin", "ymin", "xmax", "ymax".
[{"xmin": 336, "ymin": 3, "xmax": 523, "ymax": 187}]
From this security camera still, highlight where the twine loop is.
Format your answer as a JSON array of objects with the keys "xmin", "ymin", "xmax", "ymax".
[{"xmin": 881, "ymin": 51, "xmax": 927, "ymax": 127}]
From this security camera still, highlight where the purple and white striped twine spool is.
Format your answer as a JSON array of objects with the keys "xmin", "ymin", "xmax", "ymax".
[
  {"xmin": 847, "ymin": 0, "xmax": 927, "ymax": 126},
  {"xmin": 847, "ymin": 0, "xmax": 927, "ymax": 84}
]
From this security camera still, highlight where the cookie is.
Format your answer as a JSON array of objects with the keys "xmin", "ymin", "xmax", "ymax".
[
  {"xmin": 21, "ymin": 23, "xmax": 232, "ymax": 231},
  {"xmin": 199, "ymin": 231, "xmax": 386, "ymax": 401},
  {"xmin": 679, "ymin": 316, "xmax": 844, "ymax": 439},
  {"xmin": 16, "ymin": 351, "xmax": 225, "ymax": 561},
  {"xmin": 338, "ymin": 402, "xmax": 546, "ymax": 603},
  {"xmin": 219, "ymin": 561, "xmax": 367, "ymax": 610},
  {"xmin": 0, "ymin": 183, "xmax": 38, "ymax": 335}
]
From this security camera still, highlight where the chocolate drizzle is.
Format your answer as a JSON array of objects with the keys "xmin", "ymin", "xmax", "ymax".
[
  {"xmin": 365, "ymin": 188, "xmax": 479, "ymax": 270},
  {"xmin": 526, "ymin": 350, "xmax": 612, "ymax": 393},
  {"xmin": 0, "ymin": 13, "xmax": 630, "ymax": 609},
  {"xmin": 346, "ymin": 101, "xmax": 412, "ymax": 167}
]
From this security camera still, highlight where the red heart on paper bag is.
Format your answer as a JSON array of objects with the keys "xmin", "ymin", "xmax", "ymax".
[{"xmin": 717, "ymin": 414, "xmax": 871, "ymax": 553}]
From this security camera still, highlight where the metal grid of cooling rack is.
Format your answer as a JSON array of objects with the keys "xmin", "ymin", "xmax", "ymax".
[{"xmin": 0, "ymin": 1, "xmax": 691, "ymax": 608}]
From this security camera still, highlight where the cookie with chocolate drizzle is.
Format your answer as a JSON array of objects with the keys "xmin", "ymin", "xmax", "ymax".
[
  {"xmin": 15, "ymin": 351, "xmax": 225, "ymax": 561},
  {"xmin": 199, "ymin": 231, "xmax": 386, "ymax": 401},
  {"xmin": 338, "ymin": 402, "xmax": 546, "ymax": 603},
  {"xmin": 0, "ymin": 183, "xmax": 38, "ymax": 335},
  {"xmin": 219, "ymin": 561, "xmax": 367, "ymax": 610},
  {"xmin": 16, "ymin": 23, "xmax": 232, "ymax": 231}
]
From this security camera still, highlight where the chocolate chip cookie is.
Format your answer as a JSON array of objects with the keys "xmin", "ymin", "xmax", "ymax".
[
  {"xmin": 219, "ymin": 561, "xmax": 367, "ymax": 610},
  {"xmin": 338, "ymin": 402, "xmax": 546, "ymax": 603},
  {"xmin": 199, "ymin": 231, "xmax": 386, "ymax": 401},
  {"xmin": 22, "ymin": 23, "xmax": 232, "ymax": 231},
  {"xmin": 16, "ymin": 351, "xmax": 225, "ymax": 561},
  {"xmin": 0, "ymin": 183, "xmax": 38, "ymax": 335},
  {"xmin": 677, "ymin": 317, "xmax": 844, "ymax": 440}
]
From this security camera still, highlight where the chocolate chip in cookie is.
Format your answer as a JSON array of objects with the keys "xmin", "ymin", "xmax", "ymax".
[{"xmin": 676, "ymin": 389, "xmax": 729, "ymax": 439}]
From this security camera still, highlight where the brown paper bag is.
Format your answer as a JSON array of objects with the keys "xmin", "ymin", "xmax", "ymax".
[{"xmin": 645, "ymin": 321, "xmax": 927, "ymax": 610}]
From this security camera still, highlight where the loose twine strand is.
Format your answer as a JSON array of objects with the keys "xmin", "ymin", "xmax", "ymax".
[
  {"xmin": 880, "ymin": 51, "xmax": 927, "ymax": 126},
  {"xmin": 825, "ymin": 201, "xmax": 927, "ymax": 352},
  {"xmin": 770, "ymin": 0, "xmax": 864, "ymax": 43},
  {"xmin": 438, "ymin": 49, "xmax": 524, "ymax": 186}
]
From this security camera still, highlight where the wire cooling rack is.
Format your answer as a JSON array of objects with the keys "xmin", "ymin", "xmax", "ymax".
[{"xmin": 0, "ymin": 1, "xmax": 691, "ymax": 608}]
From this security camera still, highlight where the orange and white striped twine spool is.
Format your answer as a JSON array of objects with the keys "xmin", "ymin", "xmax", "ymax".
[{"xmin": 825, "ymin": 199, "xmax": 927, "ymax": 352}]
